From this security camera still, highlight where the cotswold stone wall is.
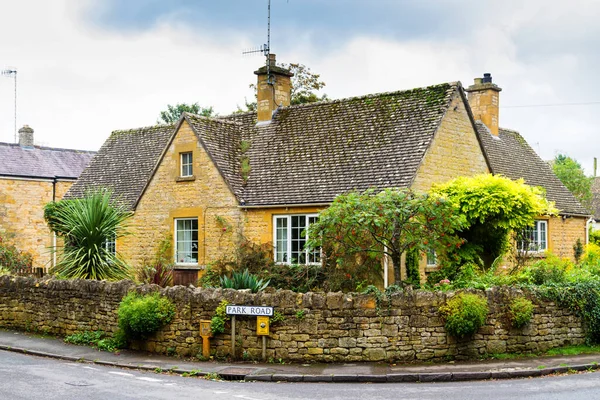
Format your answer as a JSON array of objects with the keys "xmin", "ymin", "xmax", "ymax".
[{"xmin": 0, "ymin": 276, "xmax": 585, "ymax": 362}]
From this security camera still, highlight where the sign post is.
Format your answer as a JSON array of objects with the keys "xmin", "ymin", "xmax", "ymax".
[{"xmin": 226, "ymin": 305, "xmax": 274, "ymax": 360}]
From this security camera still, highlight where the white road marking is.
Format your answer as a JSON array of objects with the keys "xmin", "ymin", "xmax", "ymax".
[
  {"xmin": 108, "ymin": 371, "xmax": 134, "ymax": 377},
  {"xmin": 136, "ymin": 377, "xmax": 163, "ymax": 383},
  {"xmin": 214, "ymin": 391, "xmax": 229, "ymax": 394},
  {"xmin": 83, "ymin": 366, "xmax": 98, "ymax": 370}
]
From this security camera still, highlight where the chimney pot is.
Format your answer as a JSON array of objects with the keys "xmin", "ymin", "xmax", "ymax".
[
  {"xmin": 482, "ymin": 73, "xmax": 492, "ymax": 83},
  {"xmin": 474, "ymin": 77, "xmax": 483, "ymax": 85},
  {"xmin": 268, "ymin": 53, "xmax": 276, "ymax": 66},
  {"xmin": 18, "ymin": 125, "xmax": 34, "ymax": 147}
]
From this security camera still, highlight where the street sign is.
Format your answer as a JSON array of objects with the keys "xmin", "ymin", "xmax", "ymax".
[{"xmin": 225, "ymin": 305, "xmax": 273, "ymax": 316}]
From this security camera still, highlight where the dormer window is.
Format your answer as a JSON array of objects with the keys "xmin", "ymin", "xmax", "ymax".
[{"xmin": 180, "ymin": 152, "xmax": 193, "ymax": 177}]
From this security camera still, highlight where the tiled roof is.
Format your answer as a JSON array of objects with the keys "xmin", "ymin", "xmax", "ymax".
[
  {"xmin": 475, "ymin": 121, "xmax": 589, "ymax": 216},
  {"xmin": 69, "ymin": 83, "xmax": 457, "ymax": 209},
  {"xmin": 0, "ymin": 142, "xmax": 95, "ymax": 179},
  {"xmin": 65, "ymin": 124, "xmax": 175, "ymax": 209},
  {"xmin": 228, "ymin": 83, "xmax": 457, "ymax": 205}
]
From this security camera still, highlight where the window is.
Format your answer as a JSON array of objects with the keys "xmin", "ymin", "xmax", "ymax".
[
  {"xmin": 175, "ymin": 218, "xmax": 198, "ymax": 264},
  {"xmin": 519, "ymin": 220, "xmax": 548, "ymax": 252},
  {"xmin": 273, "ymin": 214, "xmax": 320, "ymax": 265},
  {"xmin": 180, "ymin": 152, "xmax": 193, "ymax": 177},
  {"xmin": 426, "ymin": 248, "xmax": 437, "ymax": 267},
  {"xmin": 105, "ymin": 233, "xmax": 116, "ymax": 255}
]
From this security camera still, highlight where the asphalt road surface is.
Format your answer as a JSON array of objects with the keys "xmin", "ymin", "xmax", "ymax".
[{"xmin": 2, "ymin": 350, "xmax": 600, "ymax": 400}]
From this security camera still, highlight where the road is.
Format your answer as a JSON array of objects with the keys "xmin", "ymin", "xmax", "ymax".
[{"xmin": 2, "ymin": 350, "xmax": 600, "ymax": 400}]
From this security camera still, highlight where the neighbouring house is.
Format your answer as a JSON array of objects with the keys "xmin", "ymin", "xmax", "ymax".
[
  {"xmin": 0, "ymin": 125, "xmax": 95, "ymax": 272},
  {"xmin": 66, "ymin": 55, "xmax": 588, "ymax": 285}
]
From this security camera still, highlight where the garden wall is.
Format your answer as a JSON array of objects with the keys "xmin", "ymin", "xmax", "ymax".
[{"xmin": 0, "ymin": 276, "xmax": 585, "ymax": 362}]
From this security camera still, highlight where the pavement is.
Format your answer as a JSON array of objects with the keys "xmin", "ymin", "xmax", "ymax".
[{"xmin": 1, "ymin": 329, "xmax": 600, "ymax": 383}]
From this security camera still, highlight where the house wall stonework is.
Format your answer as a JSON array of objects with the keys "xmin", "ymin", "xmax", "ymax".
[
  {"xmin": 0, "ymin": 178, "xmax": 73, "ymax": 270},
  {"xmin": 118, "ymin": 121, "xmax": 241, "ymax": 275},
  {"xmin": 411, "ymin": 92, "xmax": 489, "ymax": 192},
  {"xmin": 548, "ymin": 215, "xmax": 587, "ymax": 261},
  {"xmin": 0, "ymin": 277, "xmax": 585, "ymax": 362}
]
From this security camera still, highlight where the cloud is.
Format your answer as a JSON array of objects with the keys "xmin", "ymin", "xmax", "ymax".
[{"xmin": 0, "ymin": 0, "xmax": 599, "ymax": 175}]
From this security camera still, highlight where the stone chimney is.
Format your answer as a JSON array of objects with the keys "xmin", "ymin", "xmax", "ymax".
[
  {"xmin": 254, "ymin": 54, "xmax": 293, "ymax": 122},
  {"xmin": 465, "ymin": 73, "xmax": 502, "ymax": 136},
  {"xmin": 18, "ymin": 125, "xmax": 34, "ymax": 147}
]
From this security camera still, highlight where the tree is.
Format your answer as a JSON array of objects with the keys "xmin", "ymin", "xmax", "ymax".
[
  {"xmin": 238, "ymin": 62, "xmax": 330, "ymax": 112},
  {"xmin": 157, "ymin": 103, "xmax": 215, "ymax": 124},
  {"xmin": 44, "ymin": 191, "xmax": 132, "ymax": 281},
  {"xmin": 431, "ymin": 174, "xmax": 556, "ymax": 273},
  {"xmin": 551, "ymin": 154, "xmax": 592, "ymax": 210},
  {"xmin": 307, "ymin": 188, "xmax": 464, "ymax": 284}
]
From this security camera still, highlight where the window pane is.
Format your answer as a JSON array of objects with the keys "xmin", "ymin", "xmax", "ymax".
[
  {"xmin": 539, "ymin": 221, "xmax": 547, "ymax": 250},
  {"xmin": 307, "ymin": 216, "xmax": 320, "ymax": 264},
  {"xmin": 181, "ymin": 152, "xmax": 193, "ymax": 177},
  {"xmin": 275, "ymin": 217, "xmax": 288, "ymax": 263},
  {"xmin": 176, "ymin": 218, "xmax": 198, "ymax": 263},
  {"xmin": 291, "ymin": 216, "xmax": 306, "ymax": 264},
  {"xmin": 427, "ymin": 249, "xmax": 437, "ymax": 266}
]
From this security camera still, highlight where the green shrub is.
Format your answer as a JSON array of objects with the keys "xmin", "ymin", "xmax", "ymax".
[
  {"xmin": 439, "ymin": 293, "xmax": 488, "ymax": 338},
  {"xmin": 210, "ymin": 300, "xmax": 229, "ymax": 335},
  {"xmin": 508, "ymin": 297, "xmax": 534, "ymax": 328},
  {"xmin": 220, "ymin": 269, "xmax": 269, "ymax": 293},
  {"xmin": 526, "ymin": 256, "xmax": 570, "ymax": 285},
  {"xmin": 117, "ymin": 292, "xmax": 176, "ymax": 340}
]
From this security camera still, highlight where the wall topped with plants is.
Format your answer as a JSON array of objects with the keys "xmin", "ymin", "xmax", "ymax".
[{"xmin": 0, "ymin": 276, "xmax": 585, "ymax": 362}]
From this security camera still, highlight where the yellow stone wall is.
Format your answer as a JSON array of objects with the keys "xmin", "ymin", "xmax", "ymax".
[
  {"xmin": 411, "ymin": 92, "xmax": 490, "ymax": 192},
  {"xmin": 548, "ymin": 215, "xmax": 587, "ymax": 261},
  {"xmin": 0, "ymin": 178, "xmax": 73, "ymax": 269},
  {"xmin": 119, "ymin": 121, "xmax": 241, "ymax": 274}
]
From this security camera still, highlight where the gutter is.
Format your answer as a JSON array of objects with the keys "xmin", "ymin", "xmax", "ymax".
[{"xmin": 239, "ymin": 202, "xmax": 330, "ymax": 209}]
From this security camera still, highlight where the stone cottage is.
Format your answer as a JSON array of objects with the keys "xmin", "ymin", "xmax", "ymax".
[
  {"xmin": 66, "ymin": 56, "xmax": 588, "ymax": 284},
  {"xmin": 0, "ymin": 126, "xmax": 95, "ymax": 271}
]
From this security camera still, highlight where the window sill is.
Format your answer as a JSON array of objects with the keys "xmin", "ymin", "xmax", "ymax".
[
  {"xmin": 425, "ymin": 265, "xmax": 440, "ymax": 273},
  {"xmin": 174, "ymin": 264, "xmax": 204, "ymax": 270},
  {"xmin": 176, "ymin": 175, "xmax": 196, "ymax": 182}
]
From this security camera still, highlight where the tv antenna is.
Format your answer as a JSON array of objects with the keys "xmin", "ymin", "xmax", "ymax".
[
  {"xmin": 1, "ymin": 68, "xmax": 17, "ymax": 143},
  {"xmin": 242, "ymin": 0, "xmax": 273, "ymax": 84}
]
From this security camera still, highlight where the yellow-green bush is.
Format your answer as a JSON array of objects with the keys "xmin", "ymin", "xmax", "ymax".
[
  {"xmin": 439, "ymin": 293, "xmax": 488, "ymax": 338},
  {"xmin": 508, "ymin": 297, "xmax": 534, "ymax": 328},
  {"xmin": 117, "ymin": 292, "xmax": 175, "ymax": 341}
]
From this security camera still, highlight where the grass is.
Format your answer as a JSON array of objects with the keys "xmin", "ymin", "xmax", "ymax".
[
  {"xmin": 486, "ymin": 344, "xmax": 600, "ymax": 361},
  {"xmin": 546, "ymin": 345, "xmax": 600, "ymax": 356}
]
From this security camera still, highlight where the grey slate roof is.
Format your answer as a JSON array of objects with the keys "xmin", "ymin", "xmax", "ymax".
[
  {"xmin": 0, "ymin": 142, "xmax": 95, "ymax": 179},
  {"xmin": 228, "ymin": 83, "xmax": 456, "ymax": 205},
  {"xmin": 65, "ymin": 124, "xmax": 175, "ymax": 209},
  {"xmin": 67, "ymin": 83, "xmax": 457, "ymax": 209},
  {"xmin": 475, "ymin": 121, "xmax": 589, "ymax": 216}
]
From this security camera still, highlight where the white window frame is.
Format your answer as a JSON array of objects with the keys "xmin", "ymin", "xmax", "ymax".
[
  {"xmin": 519, "ymin": 220, "xmax": 548, "ymax": 253},
  {"xmin": 273, "ymin": 214, "xmax": 320, "ymax": 265},
  {"xmin": 426, "ymin": 248, "xmax": 437, "ymax": 267},
  {"xmin": 174, "ymin": 218, "xmax": 199, "ymax": 266},
  {"xmin": 105, "ymin": 233, "xmax": 116, "ymax": 255},
  {"xmin": 180, "ymin": 152, "xmax": 193, "ymax": 177}
]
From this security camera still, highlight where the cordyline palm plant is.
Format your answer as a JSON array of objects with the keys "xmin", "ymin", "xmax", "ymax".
[
  {"xmin": 220, "ymin": 269, "xmax": 270, "ymax": 293},
  {"xmin": 45, "ymin": 191, "xmax": 132, "ymax": 281}
]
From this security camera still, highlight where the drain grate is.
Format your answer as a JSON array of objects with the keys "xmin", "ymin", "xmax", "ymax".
[{"xmin": 218, "ymin": 367, "xmax": 257, "ymax": 381}]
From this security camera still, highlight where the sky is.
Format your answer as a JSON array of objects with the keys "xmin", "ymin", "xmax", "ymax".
[{"xmin": 0, "ymin": 0, "xmax": 599, "ymax": 173}]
